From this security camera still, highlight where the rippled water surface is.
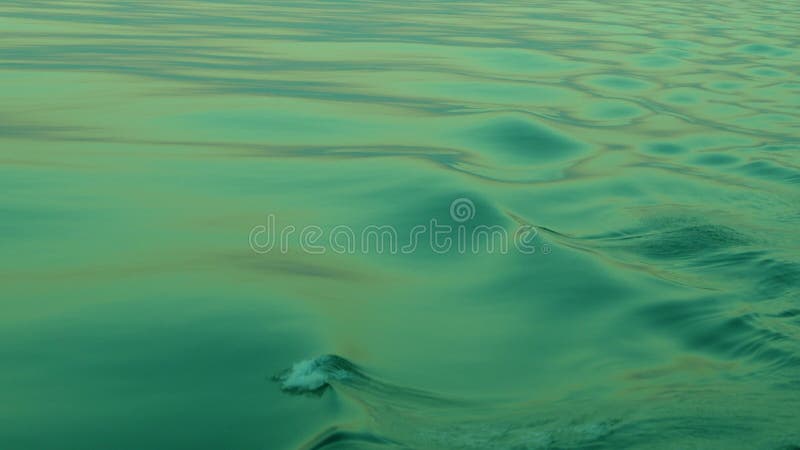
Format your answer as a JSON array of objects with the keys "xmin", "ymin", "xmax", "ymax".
[{"xmin": 2, "ymin": 2, "xmax": 799, "ymax": 449}]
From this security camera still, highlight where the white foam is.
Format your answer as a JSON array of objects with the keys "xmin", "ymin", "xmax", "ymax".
[{"xmin": 278, "ymin": 356, "xmax": 348, "ymax": 392}]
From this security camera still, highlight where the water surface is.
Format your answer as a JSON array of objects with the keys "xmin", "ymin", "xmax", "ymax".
[{"xmin": 1, "ymin": 1, "xmax": 799, "ymax": 449}]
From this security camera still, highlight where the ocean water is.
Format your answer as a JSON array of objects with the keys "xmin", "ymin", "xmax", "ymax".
[{"xmin": 1, "ymin": 1, "xmax": 799, "ymax": 449}]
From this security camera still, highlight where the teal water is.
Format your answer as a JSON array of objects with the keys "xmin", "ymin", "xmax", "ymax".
[{"xmin": 1, "ymin": 1, "xmax": 799, "ymax": 449}]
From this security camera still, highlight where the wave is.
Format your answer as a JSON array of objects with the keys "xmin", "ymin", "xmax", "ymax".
[
  {"xmin": 507, "ymin": 210, "xmax": 800, "ymax": 372},
  {"xmin": 274, "ymin": 354, "xmax": 800, "ymax": 449},
  {"xmin": 274, "ymin": 355, "xmax": 622, "ymax": 450},
  {"xmin": 273, "ymin": 355, "xmax": 358, "ymax": 396}
]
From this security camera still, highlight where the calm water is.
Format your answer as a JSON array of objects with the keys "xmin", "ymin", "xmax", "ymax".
[{"xmin": 1, "ymin": 2, "xmax": 799, "ymax": 449}]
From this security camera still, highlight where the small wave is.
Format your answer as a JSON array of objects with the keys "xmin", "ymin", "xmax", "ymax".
[
  {"xmin": 275, "ymin": 355, "xmax": 800, "ymax": 449},
  {"xmin": 276, "ymin": 355, "xmax": 626, "ymax": 450},
  {"xmin": 272, "ymin": 355, "xmax": 361, "ymax": 395},
  {"xmin": 636, "ymin": 298, "xmax": 800, "ymax": 370},
  {"xmin": 274, "ymin": 354, "xmax": 462, "ymax": 405},
  {"xmin": 303, "ymin": 428, "xmax": 403, "ymax": 450},
  {"xmin": 511, "ymin": 211, "xmax": 764, "ymax": 291}
]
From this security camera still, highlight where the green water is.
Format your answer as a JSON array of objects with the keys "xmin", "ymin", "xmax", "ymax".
[{"xmin": 1, "ymin": 2, "xmax": 799, "ymax": 449}]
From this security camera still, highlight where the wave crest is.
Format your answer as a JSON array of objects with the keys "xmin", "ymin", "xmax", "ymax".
[{"xmin": 273, "ymin": 354, "xmax": 360, "ymax": 395}]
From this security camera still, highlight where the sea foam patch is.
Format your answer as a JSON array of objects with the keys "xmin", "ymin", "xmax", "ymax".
[{"xmin": 273, "ymin": 355, "xmax": 355, "ymax": 394}]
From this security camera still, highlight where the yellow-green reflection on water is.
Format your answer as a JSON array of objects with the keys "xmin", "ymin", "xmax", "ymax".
[{"xmin": 1, "ymin": 1, "xmax": 799, "ymax": 449}]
